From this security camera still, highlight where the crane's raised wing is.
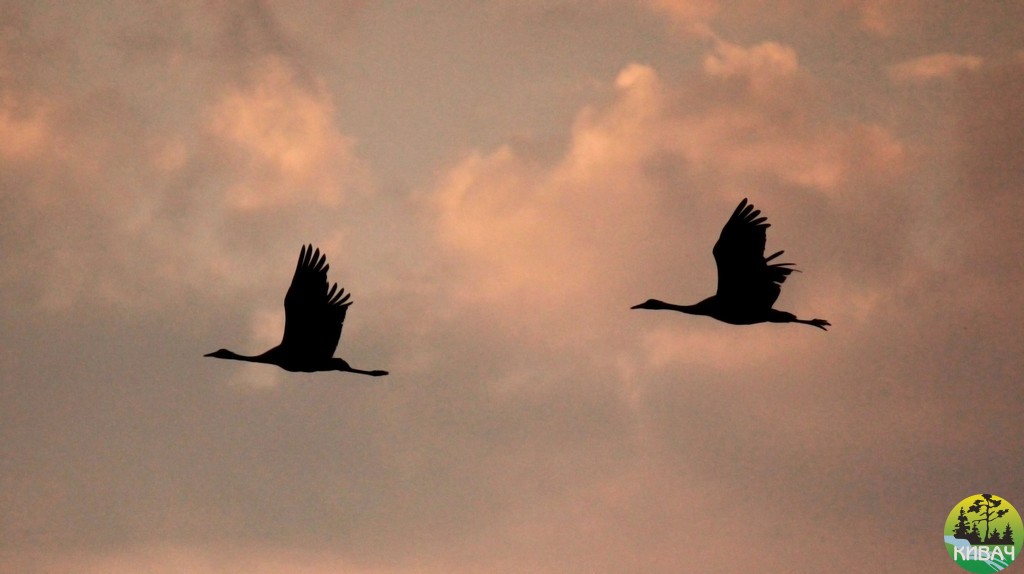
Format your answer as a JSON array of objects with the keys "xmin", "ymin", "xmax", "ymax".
[
  {"xmin": 712, "ymin": 198, "xmax": 796, "ymax": 310},
  {"xmin": 280, "ymin": 245, "xmax": 352, "ymax": 361}
]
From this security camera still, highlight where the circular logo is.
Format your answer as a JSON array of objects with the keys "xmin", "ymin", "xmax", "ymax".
[{"xmin": 945, "ymin": 494, "xmax": 1023, "ymax": 572}]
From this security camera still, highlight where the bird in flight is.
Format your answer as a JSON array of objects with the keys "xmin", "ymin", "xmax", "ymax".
[
  {"xmin": 205, "ymin": 245, "xmax": 389, "ymax": 375},
  {"xmin": 631, "ymin": 198, "xmax": 830, "ymax": 330}
]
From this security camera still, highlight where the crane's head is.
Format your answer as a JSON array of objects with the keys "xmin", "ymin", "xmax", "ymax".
[{"xmin": 204, "ymin": 348, "xmax": 237, "ymax": 359}]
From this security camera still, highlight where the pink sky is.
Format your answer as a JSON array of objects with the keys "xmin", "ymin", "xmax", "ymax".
[{"xmin": 2, "ymin": 1, "xmax": 1022, "ymax": 572}]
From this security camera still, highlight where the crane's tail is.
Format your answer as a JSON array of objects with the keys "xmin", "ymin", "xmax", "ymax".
[{"xmin": 766, "ymin": 250, "xmax": 799, "ymax": 286}]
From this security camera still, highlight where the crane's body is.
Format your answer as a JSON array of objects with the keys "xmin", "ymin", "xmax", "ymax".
[
  {"xmin": 632, "ymin": 199, "xmax": 829, "ymax": 331},
  {"xmin": 205, "ymin": 245, "xmax": 389, "ymax": 375}
]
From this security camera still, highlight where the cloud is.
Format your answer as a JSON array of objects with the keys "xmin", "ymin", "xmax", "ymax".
[
  {"xmin": 0, "ymin": 3, "xmax": 369, "ymax": 312},
  {"xmin": 852, "ymin": 0, "xmax": 922, "ymax": 35},
  {"xmin": 0, "ymin": 98, "xmax": 50, "ymax": 160},
  {"xmin": 645, "ymin": 0, "xmax": 923, "ymax": 36},
  {"xmin": 644, "ymin": 0, "xmax": 719, "ymax": 34},
  {"xmin": 703, "ymin": 39, "xmax": 799, "ymax": 86},
  {"xmin": 431, "ymin": 64, "xmax": 670, "ymax": 351},
  {"xmin": 432, "ymin": 50, "xmax": 905, "ymax": 355},
  {"xmin": 946, "ymin": 56, "xmax": 1024, "ymax": 286},
  {"xmin": 208, "ymin": 55, "xmax": 364, "ymax": 210},
  {"xmin": 888, "ymin": 52, "xmax": 984, "ymax": 83}
]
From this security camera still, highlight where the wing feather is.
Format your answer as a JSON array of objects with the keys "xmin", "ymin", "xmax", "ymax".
[
  {"xmin": 712, "ymin": 199, "xmax": 796, "ymax": 310},
  {"xmin": 280, "ymin": 244, "xmax": 352, "ymax": 360}
]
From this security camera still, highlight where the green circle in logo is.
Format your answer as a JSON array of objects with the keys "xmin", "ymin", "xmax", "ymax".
[{"xmin": 945, "ymin": 494, "xmax": 1023, "ymax": 572}]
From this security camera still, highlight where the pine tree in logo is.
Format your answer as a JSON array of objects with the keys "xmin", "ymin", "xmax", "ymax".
[
  {"xmin": 969, "ymin": 494, "xmax": 1010, "ymax": 544},
  {"xmin": 1002, "ymin": 525, "xmax": 1016, "ymax": 546},
  {"xmin": 953, "ymin": 506, "xmax": 972, "ymax": 540}
]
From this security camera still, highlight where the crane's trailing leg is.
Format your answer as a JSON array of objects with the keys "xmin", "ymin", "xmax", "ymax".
[
  {"xmin": 795, "ymin": 318, "xmax": 830, "ymax": 330},
  {"xmin": 768, "ymin": 310, "xmax": 830, "ymax": 330}
]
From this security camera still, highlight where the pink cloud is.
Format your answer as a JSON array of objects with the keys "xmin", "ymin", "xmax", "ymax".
[
  {"xmin": 888, "ymin": 52, "xmax": 984, "ymax": 83},
  {"xmin": 703, "ymin": 39, "xmax": 799, "ymax": 83},
  {"xmin": 431, "ymin": 53, "xmax": 904, "ymax": 372},
  {"xmin": 0, "ymin": 99, "xmax": 50, "ymax": 160},
  {"xmin": 208, "ymin": 56, "xmax": 365, "ymax": 210},
  {"xmin": 1, "ymin": 25, "xmax": 369, "ymax": 313},
  {"xmin": 850, "ymin": 0, "xmax": 927, "ymax": 35},
  {"xmin": 646, "ymin": 0, "xmax": 923, "ymax": 35},
  {"xmin": 645, "ymin": 0, "xmax": 719, "ymax": 35}
]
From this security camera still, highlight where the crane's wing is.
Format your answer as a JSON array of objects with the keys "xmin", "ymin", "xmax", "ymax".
[
  {"xmin": 280, "ymin": 245, "xmax": 352, "ymax": 360},
  {"xmin": 712, "ymin": 199, "xmax": 796, "ymax": 310}
]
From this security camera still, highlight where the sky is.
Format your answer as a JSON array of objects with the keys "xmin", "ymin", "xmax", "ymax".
[{"xmin": 1, "ymin": 1, "xmax": 1023, "ymax": 572}]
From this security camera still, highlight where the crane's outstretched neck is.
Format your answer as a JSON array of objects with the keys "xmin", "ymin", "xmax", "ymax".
[
  {"xmin": 630, "ymin": 298, "xmax": 712, "ymax": 316},
  {"xmin": 204, "ymin": 348, "xmax": 269, "ymax": 363}
]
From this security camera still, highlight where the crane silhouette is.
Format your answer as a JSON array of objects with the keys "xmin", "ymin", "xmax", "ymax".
[
  {"xmin": 205, "ymin": 245, "xmax": 389, "ymax": 375},
  {"xmin": 631, "ymin": 198, "xmax": 830, "ymax": 330}
]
